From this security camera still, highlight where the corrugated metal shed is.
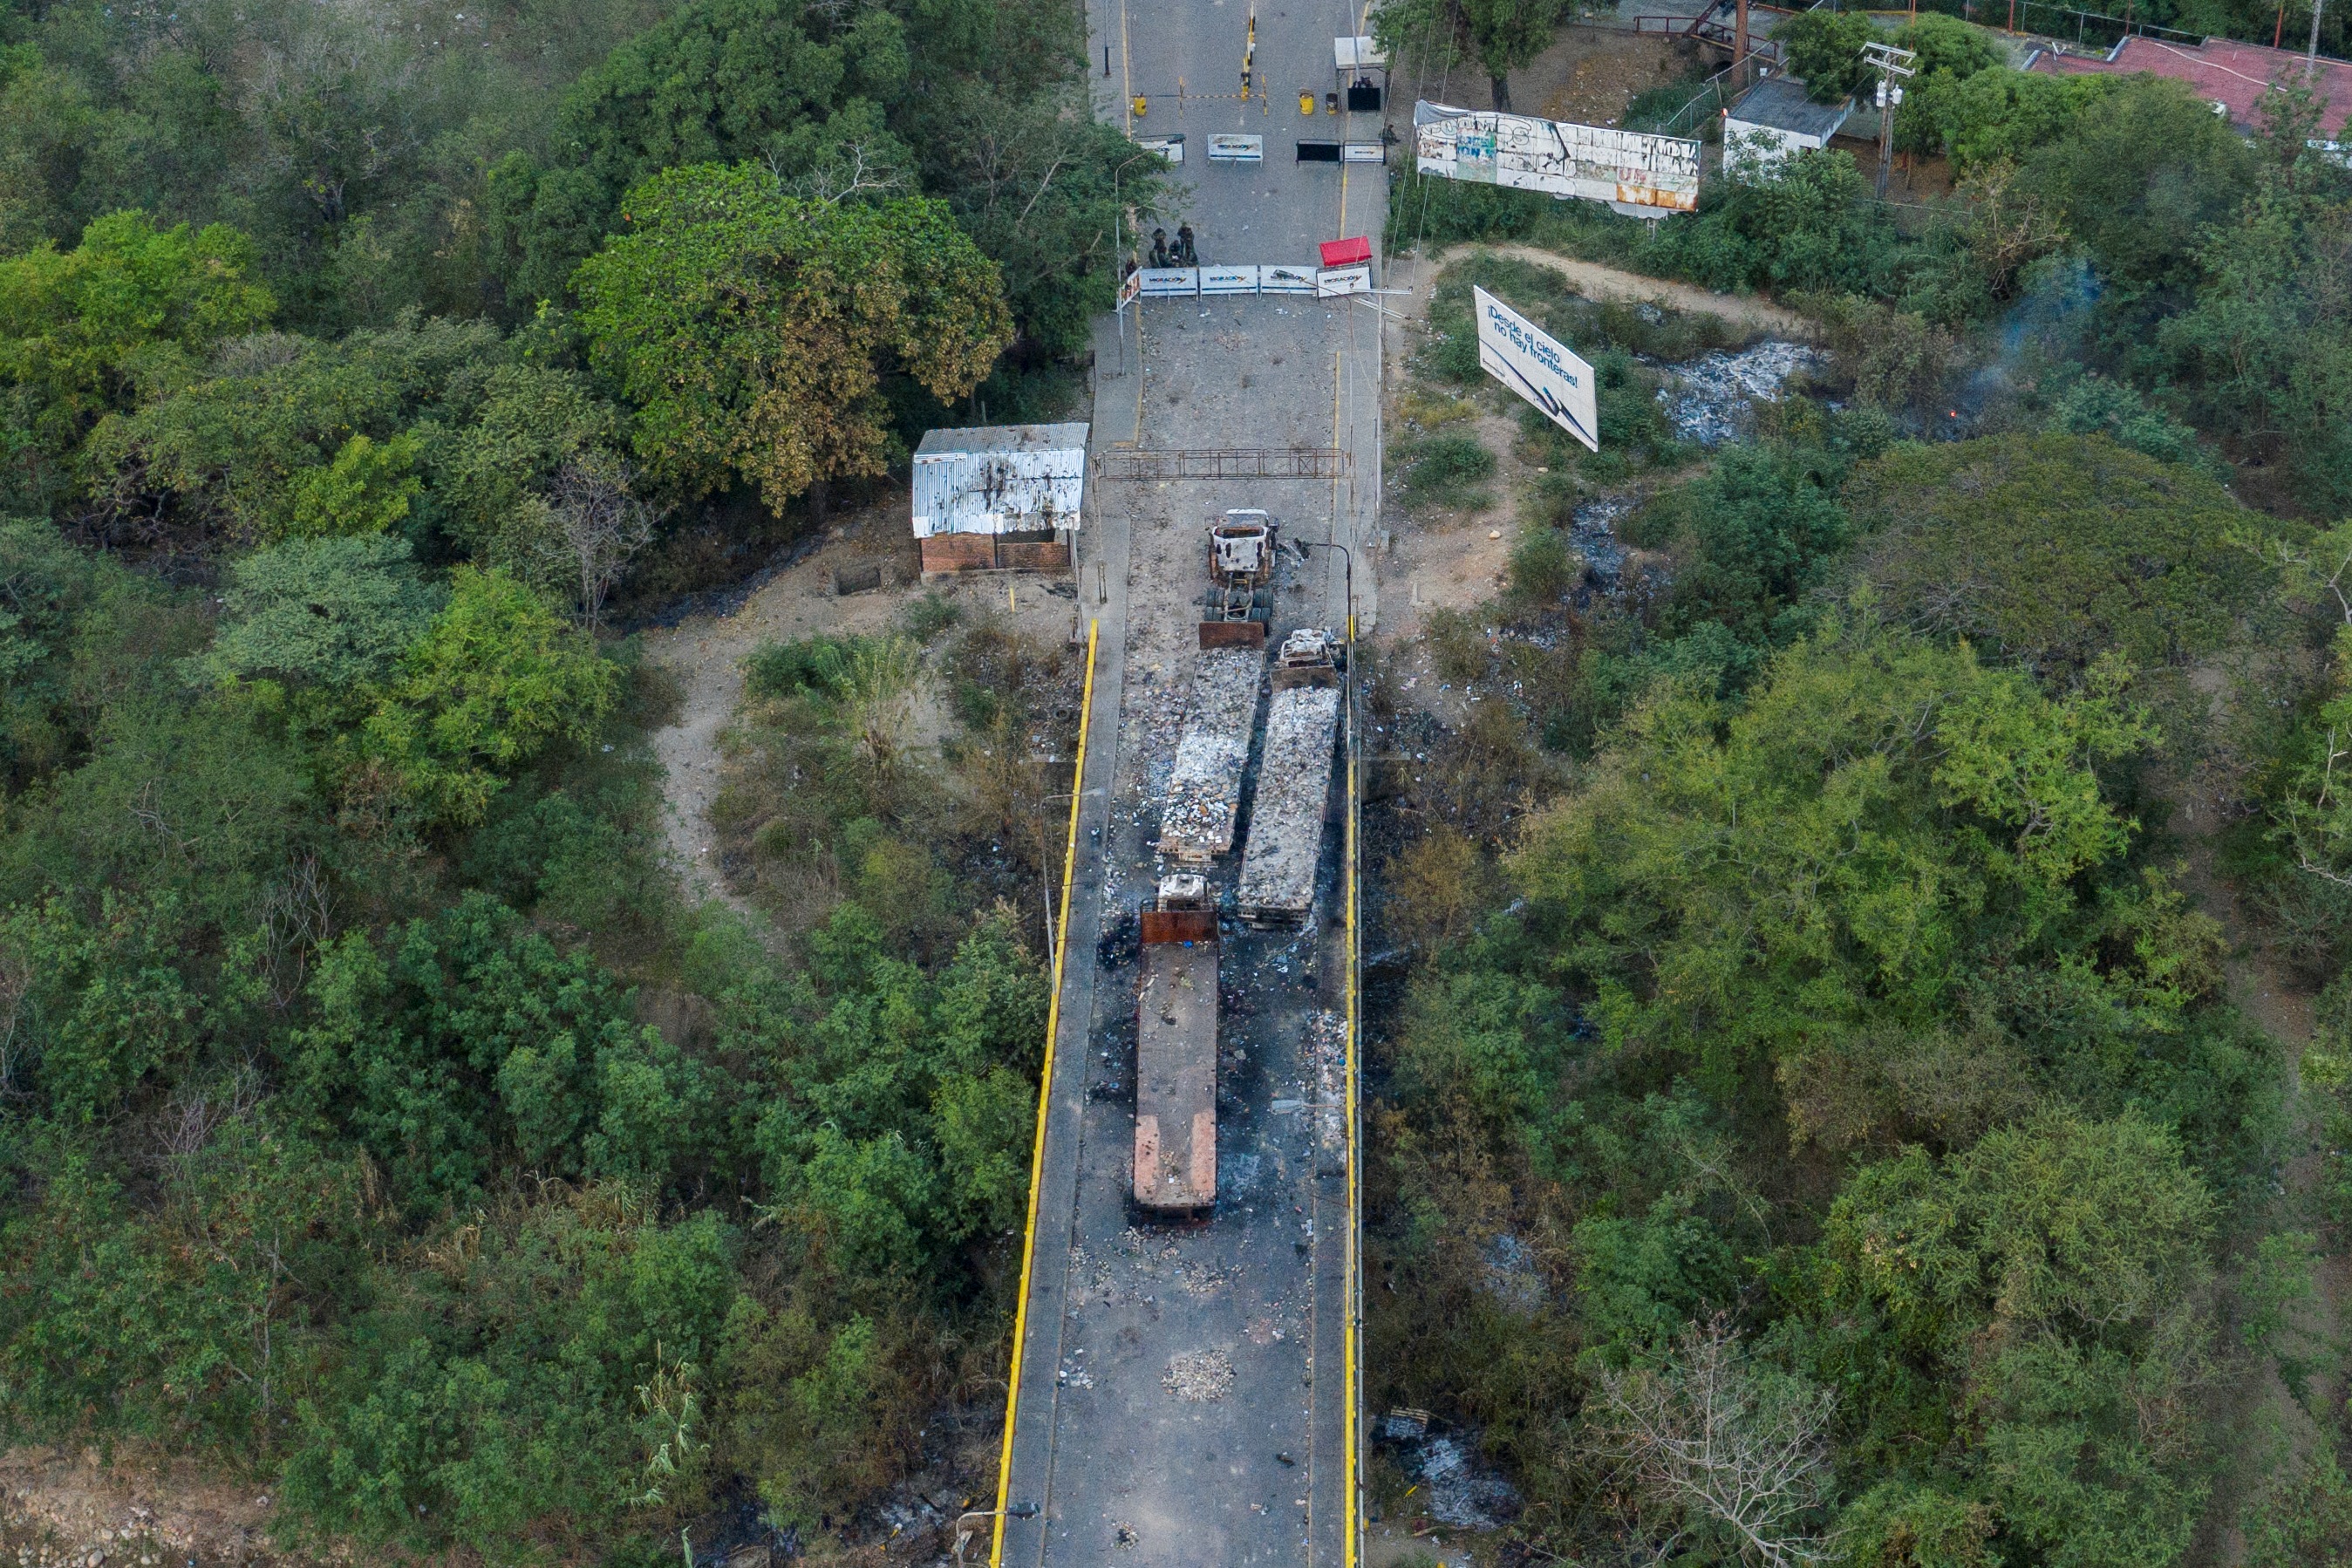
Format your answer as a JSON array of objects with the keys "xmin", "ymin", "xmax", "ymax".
[
  {"xmin": 910, "ymin": 423, "xmax": 1089, "ymax": 539},
  {"xmin": 1727, "ymin": 76, "xmax": 1854, "ymax": 141}
]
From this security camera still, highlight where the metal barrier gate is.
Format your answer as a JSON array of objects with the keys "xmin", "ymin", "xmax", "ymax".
[{"xmin": 1095, "ymin": 447, "xmax": 1351, "ymax": 481}]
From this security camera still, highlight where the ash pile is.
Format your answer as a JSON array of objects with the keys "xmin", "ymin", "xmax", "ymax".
[{"xmin": 1656, "ymin": 339, "xmax": 1823, "ymax": 447}]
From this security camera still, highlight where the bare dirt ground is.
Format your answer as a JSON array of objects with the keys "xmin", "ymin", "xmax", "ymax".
[
  {"xmin": 0, "ymin": 1448, "xmax": 309, "ymax": 1568},
  {"xmin": 1411, "ymin": 24, "xmax": 1696, "ymax": 129},
  {"xmin": 1393, "ymin": 244, "xmax": 1817, "ymax": 337},
  {"xmin": 637, "ymin": 488, "xmax": 1084, "ymax": 920},
  {"xmin": 1373, "ymin": 242, "xmax": 1796, "ymax": 662}
]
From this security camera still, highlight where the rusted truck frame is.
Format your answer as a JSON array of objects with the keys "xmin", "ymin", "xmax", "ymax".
[{"xmin": 1135, "ymin": 875, "xmax": 1218, "ymax": 1214}]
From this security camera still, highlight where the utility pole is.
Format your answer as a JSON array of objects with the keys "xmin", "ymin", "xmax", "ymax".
[
  {"xmin": 1862, "ymin": 40, "xmax": 1918, "ymax": 200},
  {"xmin": 1735, "ymin": 0, "xmax": 1751, "ymax": 89}
]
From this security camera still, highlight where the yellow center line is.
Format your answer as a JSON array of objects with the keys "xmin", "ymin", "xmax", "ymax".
[
  {"xmin": 1121, "ymin": 0, "xmax": 1134, "ymax": 133},
  {"xmin": 988, "ymin": 620, "xmax": 1101, "ymax": 1568}
]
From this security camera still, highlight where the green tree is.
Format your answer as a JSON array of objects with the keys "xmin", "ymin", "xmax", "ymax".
[
  {"xmin": 574, "ymin": 163, "xmax": 1012, "ymax": 515},
  {"xmin": 0, "ymin": 210, "xmax": 273, "ymax": 505},
  {"xmin": 2161, "ymin": 181, "xmax": 2352, "ymax": 512},
  {"xmin": 362, "ymin": 568, "xmax": 618, "ymax": 824},
  {"xmin": 1846, "ymin": 433, "xmax": 2271, "ymax": 684},
  {"xmin": 2018, "ymin": 75, "xmax": 2257, "ymax": 301},
  {"xmin": 79, "ymin": 315, "xmax": 506, "ymax": 549},
  {"xmin": 1375, "ymin": 0, "xmax": 1571, "ymax": 113},
  {"xmin": 487, "ymin": 0, "xmax": 908, "ymax": 310},
  {"xmin": 208, "ymin": 534, "xmax": 447, "ymax": 693},
  {"xmin": 1510, "ymin": 619, "xmax": 2173, "ymax": 1101},
  {"xmin": 1820, "ymin": 1109, "xmax": 2217, "ymax": 1568},
  {"xmin": 283, "ymin": 432, "xmax": 423, "ymax": 538},
  {"xmin": 1928, "ymin": 67, "xmax": 2114, "ymax": 172},
  {"xmin": 1658, "ymin": 440, "xmax": 1851, "ymax": 651},
  {"xmin": 290, "ymin": 892, "xmax": 701, "ymax": 1210},
  {"xmin": 281, "ymin": 1193, "xmax": 735, "ymax": 1553},
  {"xmin": 1890, "ymin": 14, "xmax": 2001, "ymax": 153},
  {"xmin": 1774, "ymin": 10, "xmax": 1875, "ymax": 104}
]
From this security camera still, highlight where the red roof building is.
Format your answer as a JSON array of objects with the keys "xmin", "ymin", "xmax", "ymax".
[{"xmin": 2026, "ymin": 34, "xmax": 2352, "ymax": 133}]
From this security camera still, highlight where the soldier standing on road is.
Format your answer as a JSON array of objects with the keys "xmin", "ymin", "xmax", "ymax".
[
  {"xmin": 1174, "ymin": 223, "xmax": 1198, "ymax": 266},
  {"xmin": 1150, "ymin": 228, "xmax": 1170, "ymax": 268}
]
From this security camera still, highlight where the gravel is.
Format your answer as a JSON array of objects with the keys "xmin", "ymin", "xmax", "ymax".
[{"xmin": 1163, "ymin": 1348, "xmax": 1236, "ymax": 1401}]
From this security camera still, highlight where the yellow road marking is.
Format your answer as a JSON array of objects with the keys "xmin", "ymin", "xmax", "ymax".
[{"xmin": 988, "ymin": 620, "xmax": 1101, "ymax": 1568}]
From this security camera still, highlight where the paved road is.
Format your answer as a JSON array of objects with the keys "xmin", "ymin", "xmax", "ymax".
[{"xmin": 992, "ymin": 3, "xmax": 1389, "ymax": 1565}]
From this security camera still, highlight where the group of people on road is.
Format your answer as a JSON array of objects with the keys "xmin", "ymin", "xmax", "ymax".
[{"xmin": 1149, "ymin": 224, "xmax": 1197, "ymax": 269}]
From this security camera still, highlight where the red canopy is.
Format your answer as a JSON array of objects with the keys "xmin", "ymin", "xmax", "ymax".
[{"xmin": 1319, "ymin": 236, "xmax": 1372, "ymax": 268}]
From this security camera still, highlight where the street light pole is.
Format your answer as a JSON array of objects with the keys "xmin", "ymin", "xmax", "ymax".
[{"xmin": 1286, "ymin": 535, "xmax": 1355, "ymax": 648}]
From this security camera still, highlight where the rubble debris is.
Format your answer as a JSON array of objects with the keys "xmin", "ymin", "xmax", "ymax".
[
  {"xmin": 1157, "ymin": 646, "xmax": 1265, "ymax": 863},
  {"xmin": 1162, "ymin": 1348, "xmax": 1236, "ymax": 1401},
  {"xmin": 1655, "ymin": 339, "xmax": 1823, "ymax": 447}
]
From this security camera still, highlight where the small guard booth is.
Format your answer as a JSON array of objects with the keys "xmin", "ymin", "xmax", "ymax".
[
  {"xmin": 1722, "ymin": 76, "xmax": 1854, "ymax": 177},
  {"xmin": 910, "ymin": 423, "xmax": 1088, "ymax": 577}
]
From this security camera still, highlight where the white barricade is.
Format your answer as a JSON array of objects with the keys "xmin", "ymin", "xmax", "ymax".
[
  {"xmin": 1200, "ymin": 265, "xmax": 1258, "ymax": 295},
  {"xmin": 1207, "ymin": 134, "xmax": 1265, "ymax": 163},
  {"xmin": 1139, "ymin": 134, "xmax": 1185, "ymax": 165},
  {"xmin": 1316, "ymin": 263, "xmax": 1373, "ymax": 297},
  {"xmin": 1342, "ymin": 141, "xmax": 1387, "ymax": 163},
  {"xmin": 1258, "ymin": 263, "xmax": 1319, "ymax": 295},
  {"xmin": 1137, "ymin": 268, "xmax": 1199, "ymax": 297}
]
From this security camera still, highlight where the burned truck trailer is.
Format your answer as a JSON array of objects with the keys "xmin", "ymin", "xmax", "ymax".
[
  {"xmin": 1236, "ymin": 629, "xmax": 1343, "ymax": 927},
  {"xmin": 1156, "ymin": 644, "xmax": 1265, "ymax": 867},
  {"xmin": 1135, "ymin": 875, "xmax": 1218, "ymax": 1214}
]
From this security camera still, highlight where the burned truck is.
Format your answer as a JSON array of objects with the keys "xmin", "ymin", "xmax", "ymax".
[
  {"xmin": 1134, "ymin": 873, "xmax": 1218, "ymax": 1215},
  {"xmin": 1235, "ymin": 628, "xmax": 1344, "ymax": 928},
  {"xmin": 1156, "ymin": 511, "xmax": 1279, "ymax": 867},
  {"xmin": 1199, "ymin": 509, "xmax": 1275, "ymax": 649}
]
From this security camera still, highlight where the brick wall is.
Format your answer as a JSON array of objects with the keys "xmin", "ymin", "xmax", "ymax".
[{"xmin": 918, "ymin": 534, "xmax": 1071, "ymax": 576}]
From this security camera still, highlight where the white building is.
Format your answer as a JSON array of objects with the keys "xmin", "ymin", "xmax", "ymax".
[
  {"xmin": 1722, "ymin": 75, "xmax": 1854, "ymax": 178},
  {"xmin": 910, "ymin": 423, "xmax": 1088, "ymax": 576}
]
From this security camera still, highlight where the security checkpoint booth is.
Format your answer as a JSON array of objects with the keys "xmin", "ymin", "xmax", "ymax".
[
  {"xmin": 910, "ymin": 423, "xmax": 1089, "ymax": 577},
  {"xmin": 1334, "ymin": 36, "xmax": 1389, "ymax": 112}
]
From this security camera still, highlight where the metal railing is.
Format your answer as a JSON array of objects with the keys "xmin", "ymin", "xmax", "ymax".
[{"xmin": 1094, "ymin": 447, "xmax": 1353, "ymax": 480}]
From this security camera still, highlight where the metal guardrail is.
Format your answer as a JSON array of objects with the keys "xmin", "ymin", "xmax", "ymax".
[{"xmin": 1095, "ymin": 447, "xmax": 1353, "ymax": 480}]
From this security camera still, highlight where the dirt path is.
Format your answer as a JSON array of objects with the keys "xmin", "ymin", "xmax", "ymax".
[
  {"xmin": 1403, "ymin": 242, "xmax": 1817, "ymax": 337},
  {"xmin": 638, "ymin": 492, "xmax": 1081, "ymax": 922}
]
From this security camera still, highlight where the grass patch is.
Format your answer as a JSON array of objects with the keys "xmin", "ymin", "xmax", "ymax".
[{"xmin": 1392, "ymin": 433, "xmax": 1497, "ymax": 511}]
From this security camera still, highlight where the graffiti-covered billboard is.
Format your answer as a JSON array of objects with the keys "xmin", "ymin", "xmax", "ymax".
[{"xmin": 1415, "ymin": 101, "xmax": 1701, "ymax": 215}]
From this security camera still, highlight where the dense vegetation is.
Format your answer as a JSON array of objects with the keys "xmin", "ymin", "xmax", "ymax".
[
  {"xmin": 0, "ymin": 0, "xmax": 1129, "ymax": 1560},
  {"xmin": 1366, "ymin": 47, "xmax": 2352, "ymax": 1561},
  {"xmin": 1390, "ymin": 61, "xmax": 2351, "ymax": 515}
]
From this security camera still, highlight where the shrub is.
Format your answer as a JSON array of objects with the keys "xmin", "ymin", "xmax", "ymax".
[{"xmin": 1394, "ymin": 433, "xmax": 1497, "ymax": 510}]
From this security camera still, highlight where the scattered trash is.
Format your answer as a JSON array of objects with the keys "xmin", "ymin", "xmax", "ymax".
[
  {"xmin": 1655, "ymin": 339, "xmax": 1823, "ymax": 447},
  {"xmin": 1380, "ymin": 1429, "xmax": 1522, "ymax": 1531},
  {"xmin": 1481, "ymin": 1231, "xmax": 1548, "ymax": 1316},
  {"xmin": 1385, "ymin": 1408, "xmax": 1432, "ymax": 1439}
]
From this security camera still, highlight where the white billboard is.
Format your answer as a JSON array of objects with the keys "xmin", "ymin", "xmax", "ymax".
[
  {"xmin": 1415, "ymin": 102, "xmax": 1700, "ymax": 215},
  {"xmin": 1474, "ymin": 287, "xmax": 1598, "ymax": 452}
]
